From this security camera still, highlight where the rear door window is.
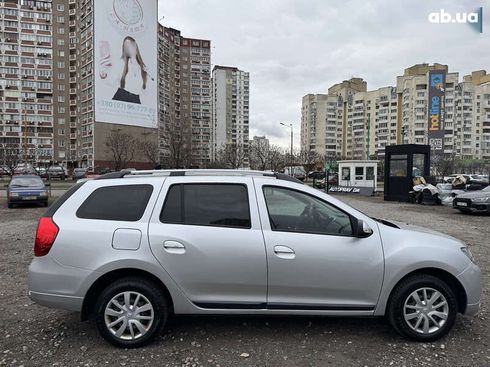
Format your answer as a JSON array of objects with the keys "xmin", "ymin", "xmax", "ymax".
[
  {"xmin": 160, "ymin": 183, "xmax": 251, "ymax": 229},
  {"xmin": 76, "ymin": 184, "xmax": 153, "ymax": 221}
]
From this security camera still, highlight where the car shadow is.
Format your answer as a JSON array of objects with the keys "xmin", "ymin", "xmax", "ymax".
[{"xmin": 158, "ymin": 314, "xmax": 397, "ymax": 342}]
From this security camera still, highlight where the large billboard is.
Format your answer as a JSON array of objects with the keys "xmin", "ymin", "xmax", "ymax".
[
  {"xmin": 94, "ymin": 0, "xmax": 157, "ymax": 128},
  {"xmin": 427, "ymin": 70, "xmax": 446, "ymax": 154}
]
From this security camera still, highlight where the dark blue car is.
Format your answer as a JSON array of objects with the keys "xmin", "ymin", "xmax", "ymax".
[{"xmin": 6, "ymin": 175, "xmax": 49, "ymax": 209}]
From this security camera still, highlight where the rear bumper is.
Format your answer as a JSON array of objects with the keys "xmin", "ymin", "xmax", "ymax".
[
  {"xmin": 28, "ymin": 256, "xmax": 92, "ymax": 312},
  {"xmin": 457, "ymin": 262, "xmax": 482, "ymax": 316},
  {"xmin": 28, "ymin": 291, "xmax": 83, "ymax": 311}
]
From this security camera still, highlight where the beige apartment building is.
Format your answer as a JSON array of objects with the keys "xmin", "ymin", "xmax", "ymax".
[
  {"xmin": 211, "ymin": 65, "xmax": 250, "ymax": 167},
  {"xmin": 158, "ymin": 26, "xmax": 211, "ymax": 168},
  {"xmin": 301, "ymin": 63, "xmax": 490, "ymax": 161}
]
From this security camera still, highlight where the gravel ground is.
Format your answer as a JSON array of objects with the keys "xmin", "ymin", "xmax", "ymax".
[{"xmin": 0, "ymin": 195, "xmax": 489, "ymax": 367}]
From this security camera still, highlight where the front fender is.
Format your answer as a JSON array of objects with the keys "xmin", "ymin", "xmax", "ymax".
[{"xmin": 374, "ymin": 225, "xmax": 470, "ymax": 316}]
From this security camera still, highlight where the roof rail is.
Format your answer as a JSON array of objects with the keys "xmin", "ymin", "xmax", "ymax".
[
  {"xmin": 94, "ymin": 171, "xmax": 128, "ymax": 180},
  {"xmin": 95, "ymin": 169, "xmax": 303, "ymax": 184},
  {"xmin": 127, "ymin": 169, "xmax": 275, "ymax": 178}
]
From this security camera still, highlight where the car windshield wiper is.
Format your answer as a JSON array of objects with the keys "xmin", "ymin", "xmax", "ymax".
[{"xmin": 371, "ymin": 217, "xmax": 400, "ymax": 229}]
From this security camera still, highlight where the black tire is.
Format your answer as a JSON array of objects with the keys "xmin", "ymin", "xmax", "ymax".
[
  {"xmin": 95, "ymin": 277, "xmax": 168, "ymax": 348},
  {"xmin": 387, "ymin": 274, "xmax": 458, "ymax": 342},
  {"xmin": 43, "ymin": 201, "xmax": 49, "ymax": 207},
  {"xmin": 8, "ymin": 203, "xmax": 13, "ymax": 209}
]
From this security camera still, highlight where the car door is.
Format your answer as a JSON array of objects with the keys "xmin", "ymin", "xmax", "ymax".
[
  {"xmin": 148, "ymin": 176, "xmax": 268, "ymax": 308},
  {"xmin": 254, "ymin": 179, "xmax": 384, "ymax": 311}
]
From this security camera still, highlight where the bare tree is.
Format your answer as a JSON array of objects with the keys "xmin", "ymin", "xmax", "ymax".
[
  {"xmin": 215, "ymin": 143, "xmax": 247, "ymax": 169},
  {"xmin": 249, "ymin": 138, "xmax": 269, "ymax": 171},
  {"xmin": 431, "ymin": 153, "xmax": 455, "ymax": 180},
  {"xmin": 105, "ymin": 130, "xmax": 138, "ymax": 171},
  {"xmin": 267, "ymin": 145, "xmax": 286, "ymax": 172},
  {"xmin": 161, "ymin": 126, "xmax": 192, "ymax": 169},
  {"xmin": 139, "ymin": 139, "xmax": 160, "ymax": 168},
  {"xmin": 296, "ymin": 149, "xmax": 320, "ymax": 176},
  {"xmin": 0, "ymin": 145, "xmax": 21, "ymax": 177}
]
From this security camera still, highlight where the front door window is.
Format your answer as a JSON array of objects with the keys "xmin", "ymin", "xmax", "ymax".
[{"xmin": 262, "ymin": 186, "xmax": 353, "ymax": 236}]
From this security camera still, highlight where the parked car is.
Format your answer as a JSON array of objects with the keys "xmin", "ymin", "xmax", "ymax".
[
  {"xmin": 14, "ymin": 163, "xmax": 37, "ymax": 176},
  {"xmin": 314, "ymin": 174, "xmax": 339, "ymax": 189},
  {"xmin": 28, "ymin": 169, "xmax": 481, "ymax": 348},
  {"xmin": 47, "ymin": 166, "xmax": 66, "ymax": 180},
  {"xmin": 284, "ymin": 166, "xmax": 306, "ymax": 181},
  {"xmin": 307, "ymin": 171, "xmax": 326, "ymax": 180},
  {"xmin": 6, "ymin": 175, "xmax": 49, "ymax": 208},
  {"xmin": 35, "ymin": 167, "xmax": 48, "ymax": 179},
  {"xmin": 72, "ymin": 168, "xmax": 87, "ymax": 181},
  {"xmin": 97, "ymin": 167, "xmax": 113, "ymax": 175},
  {"xmin": 476, "ymin": 175, "xmax": 489, "ymax": 183},
  {"xmin": 0, "ymin": 165, "xmax": 11, "ymax": 177},
  {"xmin": 453, "ymin": 186, "xmax": 490, "ymax": 214}
]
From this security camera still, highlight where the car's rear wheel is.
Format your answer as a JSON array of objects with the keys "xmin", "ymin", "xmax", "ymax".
[
  {"xmin": 95, "ymin": 277, "xmax": 168, "ymax": 348},
  {"xmin": 387, "ymin": 274, "xmax": 458, "ymax": 342},
  {"xmin": 7, "ymin": 202, "xmax": 13, "ymax": 209}
]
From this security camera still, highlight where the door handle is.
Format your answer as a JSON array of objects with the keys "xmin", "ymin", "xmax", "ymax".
[
  {"xmin": 163, "ymin": 240, "xmax": 186, "ymax": 254},
  {"xmin": 273, "ymin": 245, "xmax": 295, "ymax": 259}
]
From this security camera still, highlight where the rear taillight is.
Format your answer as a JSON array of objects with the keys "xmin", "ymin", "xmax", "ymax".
[{"xmin": 34, "ymin": 217, "xmax": 59, "ymax": 257}]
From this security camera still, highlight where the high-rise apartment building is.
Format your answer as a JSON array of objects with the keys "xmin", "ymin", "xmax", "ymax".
[
  {"xmin": 158, "ymin": 26, "xmax": 211, "ymax": 168},
  {"xmin": 0, "ymin": 0, "xmax": 54, "ymax": 167},
  {"xmin": 464, "ymin": 71, "xmax": 490, "ymax": 160},
  {"xmin": 211, "ymin": 65, "xmax": 250, "ymax": 167},
  {"xmin": 301, "ymin": 64, "xmax": 490, "ymax": 161},
  {"xmin": 397, "ymin": 64, "xmax": 490, "ymax": 160},
  {"xmin": 51, "ymin": 0, "xmax": 77, "ymax": 167},
  {"xmin": 0, "ymin": 2, "xmax": 214, "ymax": 170}
]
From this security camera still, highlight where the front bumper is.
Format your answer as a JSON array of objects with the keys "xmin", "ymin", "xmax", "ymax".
[
  {"xmin": 457, "ymin": 261, "xmax": 482, "ymax": 316},
  {"xmin": 453, "ymin": 198, "xmax": 490, "ymax": 213},
  {"xmin": 9, "ymin": 195, "xmax": 48, "ymax": 203}
]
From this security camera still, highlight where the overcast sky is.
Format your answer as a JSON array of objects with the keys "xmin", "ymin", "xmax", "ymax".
[{"xmin": 158, "ymin": 0, "xmax": 489, "ymax": 149}]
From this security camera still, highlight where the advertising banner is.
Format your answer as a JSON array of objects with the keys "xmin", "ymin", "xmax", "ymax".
[
  {"xmin": 427, "ymin": 70, "xmax": 446, "ymax": 154},
  {"xmin": 94, "ymin": 0, "xmax": 158, "ymax": 128}
]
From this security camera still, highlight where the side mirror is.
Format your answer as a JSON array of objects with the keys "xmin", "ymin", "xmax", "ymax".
[{"xmin": 352, "ymin": 218, "xmax": 373, "ymax": 238}]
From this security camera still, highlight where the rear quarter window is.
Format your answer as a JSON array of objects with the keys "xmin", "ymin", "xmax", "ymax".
[{"xmin": 76, "ymin": 184, "xmax": 153, "ymax": 221}]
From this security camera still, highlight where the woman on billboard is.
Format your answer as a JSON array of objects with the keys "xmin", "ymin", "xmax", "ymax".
[{"xmin": 110, "ymin": 36, "xmax": 148, "ymax": 104}]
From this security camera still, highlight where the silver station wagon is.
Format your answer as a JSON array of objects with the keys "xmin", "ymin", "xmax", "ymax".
[{"xmin": 28, "ymin": 170, "xmax": 481, "ymax": 348}]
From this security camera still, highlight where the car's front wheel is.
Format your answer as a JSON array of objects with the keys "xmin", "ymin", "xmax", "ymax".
[
  {"xmin": 95, "ymin": 277, "xmax": 168, "ymax": 348},
  {"xmin": 387, "ymin": 274, "xmax": 458, "ymax": 342}
]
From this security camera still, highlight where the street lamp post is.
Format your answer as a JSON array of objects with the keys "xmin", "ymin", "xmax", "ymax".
[{"xmin": 280, "ymin": 122, "xmax": 293, "ymax": 170}]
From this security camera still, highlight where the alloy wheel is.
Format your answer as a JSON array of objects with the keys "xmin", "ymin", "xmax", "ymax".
[
  {"xmin": 104, "ymin": 291, "xmax": 154, "ymax": 340},
  {"xmin": 403, "ymin": 287, "xmax": 449, "ymax": 334}
]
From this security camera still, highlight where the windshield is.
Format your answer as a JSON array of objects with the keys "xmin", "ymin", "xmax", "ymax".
[{"xmin": 10, "ymin": 177, "xmax": 43, "ymax": 187}]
